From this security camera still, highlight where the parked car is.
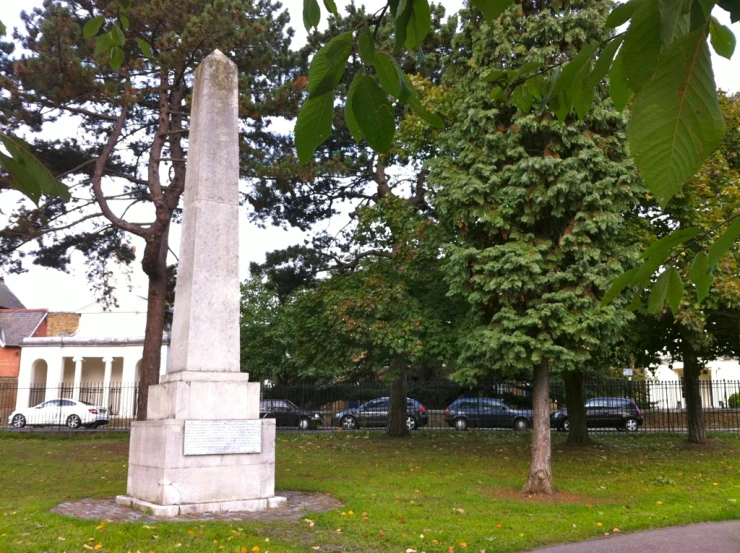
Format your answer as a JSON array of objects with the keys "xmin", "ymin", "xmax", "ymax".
[
  {"xmin": 334, "ymin": 397, "xmax": 428, "ymax": 431},
  {"xmin": 259, "ymin": 399, "xmax": 323, "ymax": 429},
  {"xmin": 8, "ymin": 398, "xmax": 109, "ymax": 429},
  {"xmin": 550, "ymin": 397, "xmax": 643, "ymax": 432},
  {"xmin": 444, "ymin": 398, "xmax": 533, "ymax": 431}
]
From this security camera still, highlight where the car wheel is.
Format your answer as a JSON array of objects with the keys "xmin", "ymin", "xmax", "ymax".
[
  {"xmin": 406, "ymin": 416, "xmax": 417, "ymax": 431},
  {"xmin": 561, "ymin": 418, "xmax": 570, "ymax": 432},
  {"xmin": 66, "ymin": 414, "xmax": 82, "ymax": 429},
  {"xmin": 11, "ymin": 414, "xmax": 26, "ymax": 428},
  {"xmin": 454, "ymin": 417, "xmax": 468, "ymax": 431},
  {"xmin": 299, "ymin": 418, "xmax": 310, "ymax": 430},
  {"xmin": 513, "ymin": 418, "xmax": 530, "ymax": 432},
  {"xmin": 623, "ymin": 418, "xmax": 639, "ymax": 432},
  {"xmin": 341, "ymin": 416, "xmax": 357, "ymax": 430}
]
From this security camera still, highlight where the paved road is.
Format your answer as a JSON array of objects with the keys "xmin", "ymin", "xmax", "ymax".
[{"xmin": 526, "ymin": 520, "xmax": 740, "ymax": 553}]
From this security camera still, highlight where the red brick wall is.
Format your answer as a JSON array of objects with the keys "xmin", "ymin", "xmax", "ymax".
[
  {"xmin": 32, "ymin": 317, "xmax": 48, "ymax": 337},
  {"xmin": 0, "ymin": 347, "xmax": 20, "ymax": 378}
]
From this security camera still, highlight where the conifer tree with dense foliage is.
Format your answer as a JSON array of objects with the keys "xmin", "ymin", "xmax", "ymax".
[
  {"xmin": 430, "ymin": 1, "xmax": 642, "ymax": 493},
  {"xmin": 0, "ymin": 0, "xmax": 299, "ymax": 419}
]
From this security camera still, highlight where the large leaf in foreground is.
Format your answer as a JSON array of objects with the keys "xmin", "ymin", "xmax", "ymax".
[
  {"xmin": 627, "ymin": 29, "xmax": 725, "ymax": 207},
  {"xmin": 295, "ymin": 92, "xmax": 334, "ymax": 164},
  {"xmin": 0, "ymin": 132, "xmax": 70, "ymax": 204}
]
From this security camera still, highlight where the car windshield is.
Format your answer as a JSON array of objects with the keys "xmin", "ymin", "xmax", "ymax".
[{"xmin": 284, "ymin": 400, "xmax": 300, "ymax": 410}]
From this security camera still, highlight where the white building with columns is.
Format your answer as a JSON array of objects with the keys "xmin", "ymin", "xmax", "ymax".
[
  {"xmin": 15, "ymin": 295, "xmax": 169, "ymax": 418},
  {"xmin": 648, "ymin": 358, "xmax": 740, "ymax": 409}
]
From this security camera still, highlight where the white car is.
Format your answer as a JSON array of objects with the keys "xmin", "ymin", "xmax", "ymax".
[{"xmin": 8, "ymin": 398, "xmax": 109, "ymax": 429}]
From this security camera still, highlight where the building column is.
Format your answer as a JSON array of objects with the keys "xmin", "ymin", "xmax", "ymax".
[
  {"xmin": 119, "ymin": 351, "xmax": 140, "ymax": 418},
  {"xmin": 72, "ymin": 356, "xmax": 83, "ymax": 401},
  {"xmin": 102, "ymin": 356, "xmax": 113, "ymax": 409},
  {"xmin": 45, "ymin": 351, "xmax": 63, "ymax": 401}
]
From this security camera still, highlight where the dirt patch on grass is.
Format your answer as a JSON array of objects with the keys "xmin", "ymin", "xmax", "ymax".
[{"xmin": 483, "ymin": 487, "xmax": 599, "ymax": 505}]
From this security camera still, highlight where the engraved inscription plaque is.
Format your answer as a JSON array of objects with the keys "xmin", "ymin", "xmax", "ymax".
[{"xmin": 183, "ymin": 420, "xmax": 262, "ymax": 455}]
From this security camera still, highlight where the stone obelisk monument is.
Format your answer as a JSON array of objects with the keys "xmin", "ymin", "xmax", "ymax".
[{"xmin": 117, "ymin": 50, "xmax": 284, "ymax": 516}]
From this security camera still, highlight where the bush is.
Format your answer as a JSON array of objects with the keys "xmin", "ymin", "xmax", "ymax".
[{"xmin": 729, "ymin": 393, "xmax": 740, "ymax": 409}]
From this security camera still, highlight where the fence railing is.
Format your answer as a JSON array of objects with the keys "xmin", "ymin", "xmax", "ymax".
[{"xmin": 2, "ymin": 379, "xmax": 739, "ymax": 433}]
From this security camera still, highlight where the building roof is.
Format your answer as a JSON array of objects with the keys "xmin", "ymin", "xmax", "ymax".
[
  {"xmin": 0, "ymin": 277, "xmax": 25, "ymax": 309},
  {"xmin": 0, "ymin": 309, "xmax": 47, "ymax": 347}
]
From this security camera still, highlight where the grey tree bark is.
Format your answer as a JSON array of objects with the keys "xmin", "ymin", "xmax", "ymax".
[{"xmin": 522, "ymin": 359, "xmax": 554, "ymax": 494}]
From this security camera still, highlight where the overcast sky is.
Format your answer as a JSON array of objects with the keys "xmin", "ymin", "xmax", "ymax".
[{"xmin": 0, "ymin": 0, "xmax": 738, "ymax": 310}]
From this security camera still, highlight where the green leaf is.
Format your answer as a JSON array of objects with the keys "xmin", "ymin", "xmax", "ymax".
[
  {"xmin": 404, "ymin": 0, "xmax": 431, "ymax": 51},
  {"xmin": 707, "ymin": 217, "xmax": 740, "ymax": 266},
  {"xmin": 483, "ymin": 69, "xmax": 510, "ymax": 84},
  {"xmin": 489, "ymin": 86, "xmax": 506, "ymax": 102},
  {"xmin": 308, "ymin": 32, "xmax": 352, "ymax": 98},
  {"xmin": 587, "ymin": 35, "xmax": 624, "ymax": 89},
  {"xmin": 0, "ymin": 20, "xmax": 6, "ymax": 37},
  {"xmin": 117, "ymin": 0, "xmax": 131, "ymax": 12},
  {"xmin": 135, "ymin": 38, "xmax": 153, "ymax": 59},
  {"xmin": 605, "ymin": 0, "xmax": 645, "ymax": 28},
  {"xmin": 609, "ymin": 51, "xmax": 632, "ymax": 111},
  {"xmin": 512, "ymin": 85, "xmax": 533, "ymax": 113},
  {"xmin": 402, "ymin": 73, "xmax": 444, "ymax": 129},
  {"xmin": 718, "ymin": 0, "xmax": 740, "ymax": 22},
  {"xmin": 394, "ymin": 0, "xmax": 413, "ymax": 52},
  {"xmin": 303, "ymin": 0, "xmax": 321, "ymax": 31},
  {"xmin": 350, "ymin": 74, "xmax": 395, "ymax": 153},
  {"xmin": 120, "ymin": 14, "xmax": 129, "ymax": 31},
  {"xmin": 344, "ymin": 73, "xmax": 364, "ymax": 143},
  {"xmin": 93, "ymin": 34, "xmax": 114, "ymax": 56},
  {"xmin": 373, "ymin": 52, "xmax": 402, "ymax": 98},
  {"xmin": 549, "ymin": 42, "xmax": 597, "ymax": 117},
  {"xmin": 109, "ymin": 45, "xmax": 124, "ymax": 70},
  {"xmin": 322, "ymin": 0, "xmax": 338, "ymax": 17},
  {"xmin": 690, "ymin": 0, "xmax": 713, "ymax": 29},
  {"xmin": 83, "ymin": 16, "xmax": 105, "ymax": 38},
  {"xmin": 647, "ymin": 269, "xmax": 670, "ymax": 314},
  {"xmin": 689, "ymin": 250, "xmax": 712, "ymax": 302},
  {"xmin": 641, "ymin": 227, "xmax": 701, "ymax": 260},
  {"xmin": 621, "ymin": 0, "xmax": 662, "ymax": 92},
  {"xmin": 709, "ymin": 16, "xmax": 737, "ymax": 59},
  {"xmin": 295, "ymin": 92, "xmax": 335, "ymax": 164},
  {"xmin": 665, "ymin": 267, "xmax": 684, "ymax": 314},
  {"xmin": 627, "ymin": 290, "xmax": 644, "ymax": 311},
  {"xmin": 359, "ymin": 26, "xmax": 375, "ymax": 64},
  {"xmin": 111, "ymin": 25, "xmax": 125, "ymax": 47},
  {"xmin": 601, "ymin": 267, "xmax": 639, "ymax": 306},
  {"xmin": 627, "ymin": 29, "xmax": 725, "ymax": 207},
  {"xmin": 471, "ymin": 0, "xmax": 514, "ymax": 23},
  {"xmin": 659, "ymin": 0, "xmax": 692, "ymax": 44},
  {"xmin": 0, "ymin": 132, "xmax": 70, "ymax": 203}
]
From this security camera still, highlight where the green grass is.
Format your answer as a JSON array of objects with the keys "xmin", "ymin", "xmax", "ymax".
[{"xmin": 1, "ymin": 431, "xmax": 739, "ymax": 553}]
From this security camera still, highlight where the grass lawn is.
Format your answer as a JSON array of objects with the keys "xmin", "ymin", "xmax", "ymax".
[{"xmin": 1, "ymin": 431, "xmax": 739, "ymax": 553}]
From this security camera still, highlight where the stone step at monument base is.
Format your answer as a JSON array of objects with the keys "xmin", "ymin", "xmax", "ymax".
[
  {"xmin": 148, "ymin": 371, "xmax": 259, "ymax": 420},
  {"xmin": 115, "ymin": 494, "xmax": 287, "ymax": 517}
]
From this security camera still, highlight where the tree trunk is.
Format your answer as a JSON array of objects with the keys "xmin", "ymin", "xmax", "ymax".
[
  {"xmin": 683, "ymin": 348, "xmax": 707, "ymax": 444},
  {"xmin": 386, "ymin": 358, "xmax": 408, "ymax": 437},
  {"xmin": 522, "ymin": 359, "xmax": 554, "ymax": 494},
  {"xmin": 136, "ymin": 227, "xmax": 170, "ymax": 421},
  {"xmin": 564, "ymin": 369, "xmax": 592, "ymax": 446}
]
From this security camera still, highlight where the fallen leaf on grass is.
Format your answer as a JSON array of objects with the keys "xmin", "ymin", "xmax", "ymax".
[
  {"xmin": 613, "ymin": 528, "xmax": 620, "ymax": 533},
  {"xmin": 312, "ymin": 547, "xmax": 320, "ymax": 551},
  {"xmin": 94, "ymin": 545, "xmax": 103, "ymax": 550},
  {"xmin": 57, "ymin": 537, "xmax": 65, "ymax": 541}
]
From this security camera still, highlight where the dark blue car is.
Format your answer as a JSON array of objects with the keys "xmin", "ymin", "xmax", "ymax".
[
  {"xmin": 334, "ymin": 397, "xmax": 428, "ymax": 431},
  {"xmin": 445, "ymin": 398, "xmax": 532, "ymax": 431}
]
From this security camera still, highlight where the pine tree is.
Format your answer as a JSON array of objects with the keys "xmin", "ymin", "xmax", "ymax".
[
  {"xmin": 0, "ymin": 0, "xmax": 298, "ymax": 418},
  {"xmin": 430, "ymin": 0, "xmax": 642, "ymax": 493}
]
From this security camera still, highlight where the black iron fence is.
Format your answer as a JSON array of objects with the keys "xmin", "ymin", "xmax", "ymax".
[{"xmin": 2, "ymin": 379, "xmax": 740, "ymax": 433}]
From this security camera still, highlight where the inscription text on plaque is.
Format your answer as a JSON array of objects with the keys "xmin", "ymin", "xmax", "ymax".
[{"xmin": 183, "ymin": 420, "xmax": 262, "ymax": 455}]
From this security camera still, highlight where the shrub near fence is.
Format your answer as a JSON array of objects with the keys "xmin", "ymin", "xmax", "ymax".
[{"xmin": 1, "ymin": 379, "xmax": 740, "ymax": 433}]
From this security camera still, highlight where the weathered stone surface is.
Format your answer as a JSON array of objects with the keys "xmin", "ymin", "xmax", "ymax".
[
  {"xmin": 168, "ymin": 50, "xmax": 240, "ymax": 375},
  {"xmin": 146, "ymin": 377, "xmax": 260, "ymax": 420}
]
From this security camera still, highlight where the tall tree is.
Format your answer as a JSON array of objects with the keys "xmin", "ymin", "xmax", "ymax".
[
  {"xmin": 623, "ymin": 92, "xmax": 740, "ymax": 444},
  {"xmin": 0, "ymin": 0, "xmax": 298, "ymax": 418},
  {"xmin": 430, "ymin": 1, "xmax": 642, "ymax": 493},
  {"xmin": 249, "ymin": 4, "xmax": 458, "ymax": 435}
]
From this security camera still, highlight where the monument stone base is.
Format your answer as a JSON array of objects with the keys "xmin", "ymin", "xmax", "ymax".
[{"xmin": 120, "ymin": 372, "xmax": 285, "ymax": 516}]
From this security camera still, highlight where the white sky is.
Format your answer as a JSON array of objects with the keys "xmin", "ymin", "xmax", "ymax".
[{"xmin": 0, "ymin": 0, "xmax": 738, "ymax": 310}]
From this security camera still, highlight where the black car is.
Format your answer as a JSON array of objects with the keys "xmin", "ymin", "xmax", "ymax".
[
  {"xmin": 444, "ymin": 398, "xmax": 533, "ymax": 431},
  {"xmin": 550, "ymin": 397, "xmax": 643, "ymax": 432},
  {"xmin": 334, "ymin": 397, "xmax": 428, "ymax": 431},
  {"xmin": 259, "ymin": 399, "xmax": 324, "ymax": 429}
]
